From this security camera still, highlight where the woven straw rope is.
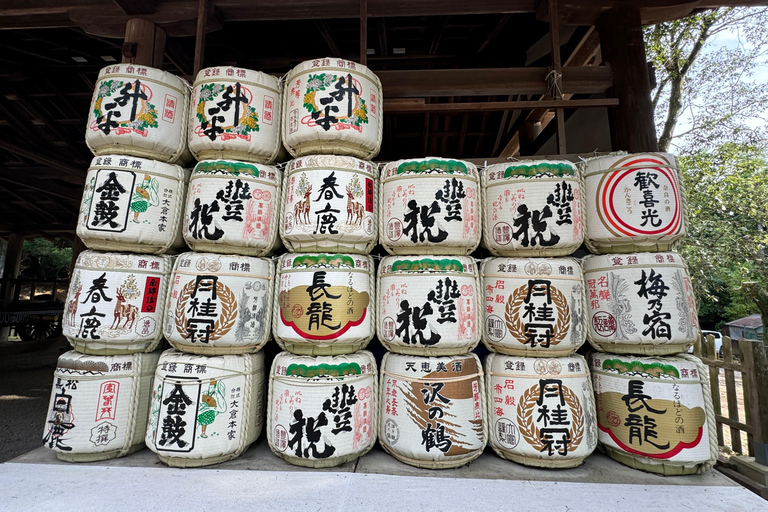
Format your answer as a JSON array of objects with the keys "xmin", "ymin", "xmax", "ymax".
[
  {"xmin": 280, "ymin": 66, "xmax": 383, "ymax": 160},
  {"xmin": 266, "ymin": 354, "xmax": 379, "ymax": 468},
  {"xmin": 272, "ymin": 260, "xmax": 376, "ymax": 355}
]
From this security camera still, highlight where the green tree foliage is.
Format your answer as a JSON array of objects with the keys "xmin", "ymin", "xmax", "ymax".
[{"xmin": 19, "ymin": 238, "xmax": 72, "ymax": 281}]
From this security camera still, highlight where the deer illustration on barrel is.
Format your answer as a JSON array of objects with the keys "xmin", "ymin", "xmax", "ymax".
[
  {"xmin": 112, "ymin": 286, "xmax": 139, "ymax": 330},
  {"xmin": 294, "ymin": 184, "xmax": 312, "ymax": 224},
  {"xmin": 66, "ymin": 284, "xmax": 82, "ymax": 326},
  {"xmin": 346, "ymin": 184, "xmax": 364, "ymax": 226}
]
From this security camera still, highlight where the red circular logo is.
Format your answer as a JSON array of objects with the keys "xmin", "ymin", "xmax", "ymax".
[
  {"xmin": 291, "ymin": 304, "xmax": 303, "ymax": 318},
  {"xmin": 606, "ymin": 410, "xmax": 621, "ymax": 427}
]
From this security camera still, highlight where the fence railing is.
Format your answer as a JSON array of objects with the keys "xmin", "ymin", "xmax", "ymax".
[{"xmin": 0, "ymin": 278, "xmax": 68, "ymax": 304}]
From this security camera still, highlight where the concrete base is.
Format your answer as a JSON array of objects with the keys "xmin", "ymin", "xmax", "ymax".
[{"xmin": 3, "ymin": 442, "xmax": 766, "ymax": 511}]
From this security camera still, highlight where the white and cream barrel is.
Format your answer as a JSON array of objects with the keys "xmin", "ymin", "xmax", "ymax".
[
  {"xmin": 583, "ymin": 252, "xmax": 698, "ymax": 355},
  {"xmin": 480, "ymin": 258, "xmax": 586, "ymax": 357},
  {"xmin": 482, "ymin": 160, "xmax": 583, "ymax": 257},
  {"xmin": 377, "ymin": 256, "xmax": 481, "ymax": 356},
  {"xmin": 145, "ymin": 349, "xmax": 266, "ymax": 467},
  {"xmin": 268, "ymin": 351, "xmax": 377, "ymax": 468},
  {"xmin": 485, "ymin": 353, "xmax": 597, "ymax": 468},
  {"xmin": 273, "ymin": 253, "xmax": 374, "ymax": 355},
  {"xmin": 76, "ymin": 155, "xmax": 189, "ymax": 254},
  {"xmin": 281, "ymin": 155, "xmax": 377, "ymax": 254},
  {"xmin": 64, "ymin": 251, "xmax": 171, "ymax": 355},
  {"xmin": 85, "ymin": 64, "xmax": 190, "ymax": 164},
  {"xmin": 183, "ymin": 160, "xmax": 281, "ymax": 256},
  {"xmin": 43, "ymin": 350, "xmax": 160, "ymax": 462},
  {"xmin": 282, "ymin": 57, "xmax": 382, "ymax": 160},
  {"xmin": 164, "ymin": 253, "xmax": 273, "ymax": 355},
  {"xmin": 589, "ymin": 352, "xmax": 717, "ymax": 475},
  {"xmin": 379, "ymin": 353, "xmax": 486, "ymax": 469},
  {"xmin": 189, "ymin": 66, "xmax": 281, "ymax": 164},
  {"xmin": 380, "ymin": 158, "xmax": 481, "ymax": 255},
  {"xmin": 583, "ymin": 153, "xmax": 687, "ymax": 254}
]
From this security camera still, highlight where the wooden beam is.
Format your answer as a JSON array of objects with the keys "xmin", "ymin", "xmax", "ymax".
[
  {"xmin": 113, "ymin": 0, "xmax": 156, "ymax": 15},
  {"xmin": 548, "ymin": 0, "xmax": 567, "ymax": 155},
  {"xmin": 193, "ymin": 0, "xmax": 210, "ymax": 76},
  {"xmin": 429, "ymin": 16, "xmax": 448, "ymax": 55},
  {"xmin": 384, "ymin": 98, "xmax": 618, "ymax": 113},
  {"xmin": 0, "ymin": 140, "xmax": 83, "ymax": 178},
  {"xmin": 316, "ymin": 20, "xmax": 341, "ymax": 58},
  {"xmin": 379, "ymin": 66, "xmax": 613, "ymax": 98},
  {"xmin": 123, "ymin": 17, "xmax": 166, "ymax": 68},
  {"xmin": 477, "ymin": 14, "xmax": 512, "ymax": 53},
  {"xmin": 378, "ymin": 18, "xmax": 388, "ymax": 57},
  {"xmin": 0, "ymin": 176, "xmax": 81, "ymax": 202},
  {"xmin": 360, "ymin": 0, "xmax": 368, "ymax": 65}
]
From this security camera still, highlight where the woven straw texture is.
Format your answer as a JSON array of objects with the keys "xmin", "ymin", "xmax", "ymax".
[
  {"xmin": 380, "ymin": 158, "xmax": 481, "ymax": 255},
  {"xmin": 183, "ymin": 160, "xmax": 282, "ymax": 256},
  {"xmin": 589, "ymin": 352, "xmax": 718, "ymax": 475},
  {"xmin": 581, "ymin": 153, "xmax": 688, "ymax": 254},
  {"xmin": 189, "ymin": 67, "xmax": 282, "ymax": 164},
  {"xmin": 280, "ymin": 155, "xmax": 378, "ymax": 254},
  {"xmin": 480, "ymin": 257, "xmax": 587, "ymax": 357},
  {"xmin": 164, "ymin": 253, "xmax": 273, "ymax": 355},
  {"xmin": 583, "ymin": 252, "xmax": 699, "ymax": 356},
  {"xmin": 485, "ymin": 353, "xmax": 597, "ymax": 468},
  {"xmin": 86, "ymin": 64, "xmax": 190, "ymax": 164},
  {"xmin": 76, "ymin": 155, "xmax": 189, "ymax": 254},
  {"xmin": 266, "ymin": 351, "xmax": 378, "ymax": 468},
  {"xmin": 482, "ymin": 160, "xmax": 583, "ymax": 257},
  {"xmin": 45, "ymin": 350, "xmax": 160, "ymax": 462},
  {"xmin": 281, "ymin": 58, "xmax": 383, "ymax": 160},
  {"xmin": 273, "ymin": 253, "xmax": 375, "ymax": 355},
  {"xmin": 64, "ymin": 251, "xmax": 171, "ymax": 355},
  {"xmin": 145, "ymin": 349, "xmax": 265, "ymax": 467},
  {"xmin": 377, "ymin": 256, "xmax": 482, "ymax": 356},
  {"xmin": 379, "ymin": 353, "xmax": 487, "ymax": 469}
]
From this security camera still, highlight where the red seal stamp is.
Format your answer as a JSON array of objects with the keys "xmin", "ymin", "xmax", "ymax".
[
  {"xmin": 291, "ymin": 304, "xmax": 303, "ymax": 318},
  {"xmin": 606, "ymin": 410, "xmax": 621, "ymax": 427},
  {"xmin": 592, "ymin": 311, "xmax": 617, "ymax": 336}
]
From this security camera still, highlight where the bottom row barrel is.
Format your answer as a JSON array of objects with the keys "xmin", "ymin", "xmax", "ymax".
[{"xmin": 43, "ymin": 350, "xmax": 717, "ymax": 475}]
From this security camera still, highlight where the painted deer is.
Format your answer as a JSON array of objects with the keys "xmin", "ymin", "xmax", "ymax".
[
  {"xmin": 293, "ymin": 184, "xmax": 312, "ymax": 224},
  {"xmin": 111, "ymin": 288, "xmax": 138, "ymax": 330},
  {"xmin": 346, "ymin": 184, "xmax": 364, "ymax": 226},
  {"xmin": 66, "ymin": 285, "xmax": 82, "ymax": 326}
]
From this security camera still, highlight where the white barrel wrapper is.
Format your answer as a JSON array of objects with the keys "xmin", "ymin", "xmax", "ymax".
[
  {"xmin": 145, "ymin": 349, "xmax": 266, "ymax": 467},
  {"xmin": 481, "ymin": 257, "xmax": 586, "ymax": 357},
  {"xmin": 164, "ymin": 252, "xmax": 273, "ymax": 355},
  {"xmin": 268, "ymin": 351, "xmax": 378, "ymax": 468},
  {"xmin": 485, "ymin": 353, "xmax": 597, "ymax": 468},
  {"xmin": 379, "ymin": 353, "xmax": 486, "ymax": 469},
  {"xmin": 378, "ymin": 256, "xmax": 481, "ymax": 356},
  {"xmin": 43, "ymin": 350, "xmax": 160, "ymax": 462},
  {"xmin": 64, "ymin": 251, "xmax": 171, "ymax": 355}
]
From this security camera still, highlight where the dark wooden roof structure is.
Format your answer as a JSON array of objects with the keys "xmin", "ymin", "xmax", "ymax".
[{"xmin": 0, "ymin": 0, "xmax": 764, "ymax": 237}]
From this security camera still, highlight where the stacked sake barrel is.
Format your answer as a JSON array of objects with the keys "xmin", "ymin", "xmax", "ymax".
[
  {"xmin": 140, "ymin": 65, "xmax": 285, "ymax": 467},
  {"xmin": 479, "ymin": 160, "xmax": 597, "ymax": 468},
  {"xmin": 378, "ymin": 158, "xmax": 487, "ymax": 469},
  {"xmin": 266, "ymin": 58, "xmax": 381, "ymax": 468},
  {"xmin": 581, "ymin": 153, "xmax": 716, "ymax": 475},
  {"xmin": 45, "ymin": 64, "xmax": 191, "ymax": 461}
]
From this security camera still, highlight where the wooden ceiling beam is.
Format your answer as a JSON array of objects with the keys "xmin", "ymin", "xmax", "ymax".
[
  {"xmin": 113, "ymin": 0, "xmax": 156, "ymax": 15},
  {"xmin": 428, "ymin": 16, "xmax": 448, "ymax": 56},
  {"xmin": 476, "ymin": 14, "xmax": 512, "ymax": 54},
  {"xmin": 384, "ymin": 98, "xmax": 618, "ymax": 113},
  {"xmin": 0, "ymin": 140, "xmax": 84, "ymax": 178},
  {"xmin": 315, "ymin": 20, "xmax": 342, "ymax": 58}
]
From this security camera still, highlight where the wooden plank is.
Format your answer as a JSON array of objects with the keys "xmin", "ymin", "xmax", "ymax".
[
  {"xmin": 123, "ymin": 17, "xmax": 166, "ymax": 68},
  {"xmin": 0, "ymin": 140, "xmax": 83, "ymax": 178},
  {"xmin": 548, "ymin": 0, "xmax": 566, "ymax": 155},
  {"xmin": 720, "ymin": 334, "xmax": 743, "ymax": 452},
  {"xmin": 477, "ymin": 14, "xmax": 511, "ymax": 53},
  {"xmin": 360, "ymin": 0, "xmax": 367, "ymax": 65},
  {"xmin": 193, "ymin": 0, "xmax": 210, "ymax": 76},
  {"xmin": 704, "ymin": 331, "xmax": 724, "ymax": 448},
  {"xmin": 113, "ymin": 0, "xmax": 156, "ymax": 15},
  {"xmin": 740, "ymin": 338, "xmax": 768, "ymax": 465},
  {"xmin": 384, "ymin": 98, "xmax": 618, "ymax": 113},
  {"xmin": 715, "ymin": 414, "xmax": 753, "ymax": 434},
  {"xmin": 378, "ymin": 66, "xmax": 613, "ymax": 98}
]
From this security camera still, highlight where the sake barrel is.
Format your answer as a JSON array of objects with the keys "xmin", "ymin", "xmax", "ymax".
[
  {"xmin": 380, "ymin": 158, "xmax": 481, "ymax": 255},
  {"xmin": 43, "ymin": 350, "xmax": 160, "ymax": 462},
  {"xmin": 583, "ymin": 252, "xmax": 699, "ymax": 355},
  {"xmin": 64, "ymin": 251, "xmax": 171, "ymax": 355},
  {"xmin": 480, "ymin": 257, "xmax": 586, "ymax": 357},
  {"xmin": 76, "ymin": 155, "xmax": 189, "ymax": 254},
  {"xmin": 164, "ymin": 253, "xmax": 273, "ymax": 355},
  {"xmin": 282, "ymin": 58, "xmax": 382, "ymax": 159},
  {"xmin": 379, "ymin": 353, "xmax": 486, "ymax": 469},
  {"xmin": 189, "ymin": 66, "xmax": 282, "ymax": 164},
  {"xmin": 268, "ymin": 351, "xmax": 378, "ymax": 468},
  {"xmin": 274, "ymin": 253, "xmax": 374, "ymax": 355},
  {"xmin": 86, "ymin": 64, "xmax": 190, "ymax": 163},
  {"xmin": 482, "ymin": 160, "xmax": 584, "ymax": 257},
  {"xmin": 589, "ymin": 352, "xmax": 717, "ymax": 475},
  {"xmin": 183, "ymin": 160, "xmax": 282, "ymax": 256},
  {"xmin": 583, "ymin": 153, "xmax": 687, "ymax": 254},
  {"xmin": 145, "ymin": 349, "xmax": 266, "ymax": 467},
  {"xmin": 281, "ymin": 155, "xmax": 377, "ymax": 254},
  {"xmin": 377, "ymin": 256, "xmax": 481, "ymax": 356},
  {"xmin": 485, "ymin": 353, "xmax": 597, "ymax": 468}
]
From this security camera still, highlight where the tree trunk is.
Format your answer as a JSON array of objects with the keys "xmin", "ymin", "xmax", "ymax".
[{"xmin": 742, "ymin": 282, "xmax": 768, "ymax": 341}]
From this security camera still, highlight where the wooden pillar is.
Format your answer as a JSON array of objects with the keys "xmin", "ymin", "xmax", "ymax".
[
  {"xmin": 122, "ymin": 18, "xmax": 166, "ymax": 68},
  {"xmin": 194, "ymin": 0, "xmax": 211, "ymax": 76},
  {"xmin": 596, "ymin": 6, "xmax": 659, "ymax": 152},
  {"xmin": 360, "ymin": 0, "xmax": 368, "ymax": 65},
  {"xmin": 0, "ymin": 233, "xmax": 24, "ymax": 340},
  {"xmin": 741, "ymin": 338, "xmax": 768, "ymax": 465},
  {"xmin": 548, "ymin": 0, "xmax": 566, "ymax": 155}
]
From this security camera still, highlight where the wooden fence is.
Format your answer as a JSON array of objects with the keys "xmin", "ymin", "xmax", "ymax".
[{"xmin": 694, "ymin": 334, "xmax": 768, "ymax": 465}]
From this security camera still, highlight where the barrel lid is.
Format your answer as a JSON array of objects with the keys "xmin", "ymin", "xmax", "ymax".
[
  {"xmin": 484, "ymin": 160, "xmax": 577, "ymax": 180},
  {"xmin": 75, "ymin": 250, "xmax": 171, "ymax": 273},
  {"xmin": 55, "ymin": 350, "xmax": 158, "ymax": 378},
  {"xmin": 286, "ymin": 154, "xmax": 376, "ymax": 177},
  {"xmin": 481, "ymin": 257, "xmax": 582, "ymax": 279},
  {"xmin": 278, "ymin": 253, "xmax": 373, "ymax": 271},
  {"xmin": 487, "ymin": 352, "xmax": 589, "ymax": 376},
  {"xmin": 379, "ymin": 255, "xmax": 477, "ymax": 276},
  {"xmin": 193, "ymin": 66, "xmax": 279, "ymax": 90},
  {"xmin": 96, "ymin": 64, "xmax": 190, "ymax": 93},
  {"xmin": 582, "ymin": 152, "xmax": 678, "ymax": 176},
  {"xmin": 191, "ymin": 159, "xmax": 281, "ymax": 184},
  {"xmin": 285, "ymin": 57, "xmax": 381, "ymax": 90},
  {"xmin": 589, "ymin": 352, "xmax": 702, "ymax": 381},
  {"xmin": 156, "ymin": 348, "xmax": 265, "ymax": 375},
  {"xmin": 88, "ymin": 154, "xmax": 187, "ymax": 181},
  {"xmin": 582, "ymin": 251, "xmax": 686, "ymax": 272},
  {"xmin": 272, "ymin": 350, "xmax": 376, "ymax": 377},
  {"xmin": 173, "ymin": 252, "xmax": 272, "ymax": 276},
  {"xmin": 382, "ymin": 157, "xmax": 478, "ymax": 181}
]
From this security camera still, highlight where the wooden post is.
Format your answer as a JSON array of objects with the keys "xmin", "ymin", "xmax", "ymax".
[
  {"xmin": 0, "ymin": 233, "xmax": 24, "ymax": 341},
  {"xmin": 547, "ymin": 0, "xmax": 566, "ymax": 155},
  {"xmin": 360, "ymin": 0, "xmax": 368, "ymax": 66},
  {"xmin": 740, "ymin": 338, "xmax": 768, "ymax": 465},
  {"xmin": 194, "ymin": 0, "xmax": 211, "ymax": 76},
  {"xmin": 596, "ymin": 5, "xmax": 659, "ymax": 152},
  {"xmin": 122, "ymin": 18, "xmax": 166, "ymax": 68}
]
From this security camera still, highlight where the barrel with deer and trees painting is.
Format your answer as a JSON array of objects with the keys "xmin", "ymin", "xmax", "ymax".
[
  {"xmin": 64, "ymin": 251, "xmax": 171, "ymax": 355},
  {"xmin": 145, "ymin": 349, "xmax": 266, "ymax": 467},
  {"xmin": 281, "ymin": 155, "xmax": 377, "ymax": 254},
  {"xmin": 43, "ymin": 350, "xmax": 160, "ymax": 462}
]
